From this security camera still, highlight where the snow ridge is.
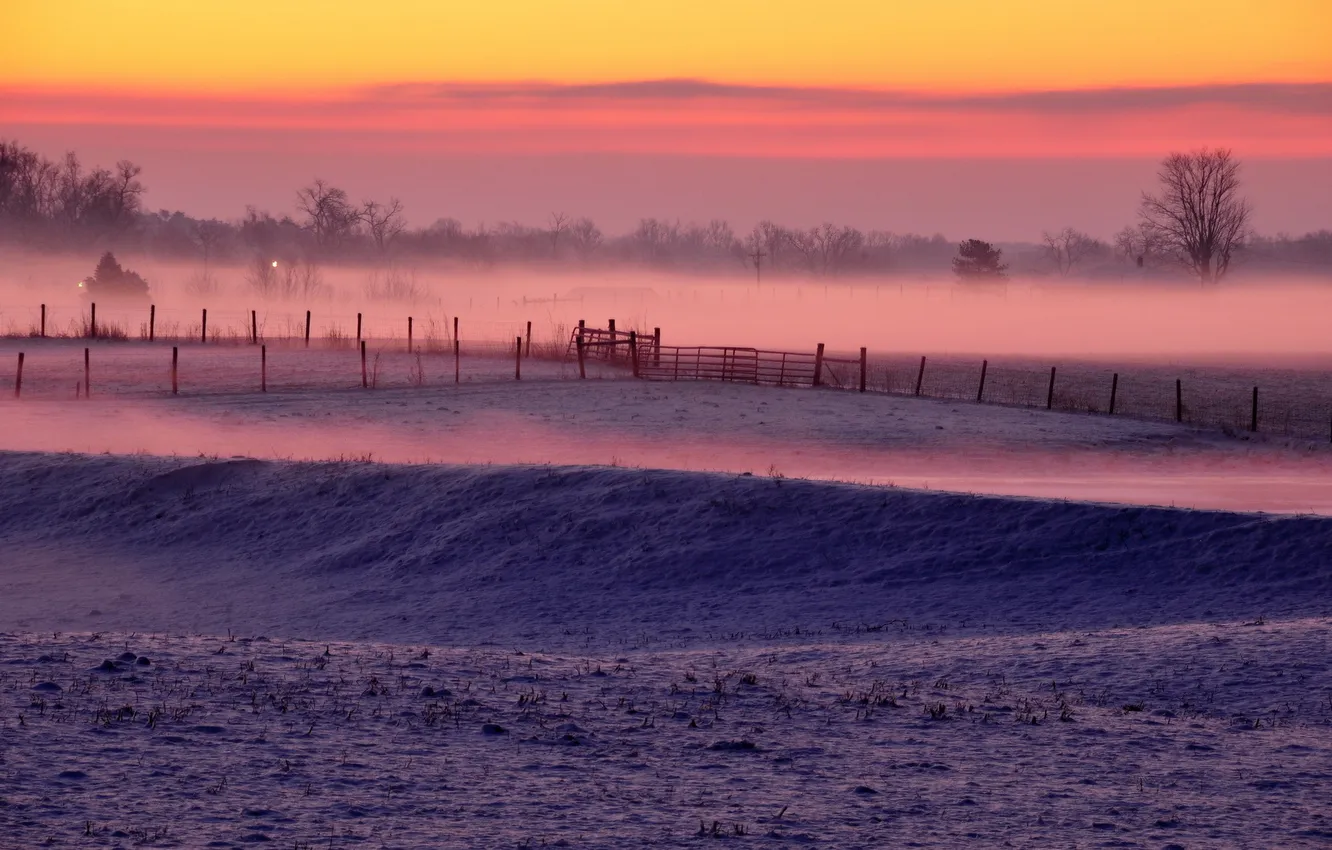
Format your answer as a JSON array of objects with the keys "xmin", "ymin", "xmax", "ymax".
[{"xmin": 1, "ymin": 451, "xmax": 1329, "ymax": 643}]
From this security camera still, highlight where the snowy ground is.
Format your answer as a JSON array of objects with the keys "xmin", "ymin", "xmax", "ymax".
[
  {"xmin": 0, "ymin": 453, "xmax": 1330, "ymax": 847},
  {"xmin": 3, "ymin": 345, "xmax": 1332, "ymax": 847},
  {"xmin": 4, "ymin": 619, "xmax": 1331, "ymax": 849}
]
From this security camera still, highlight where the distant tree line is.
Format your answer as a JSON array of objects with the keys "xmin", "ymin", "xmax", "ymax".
[
  {"xmin": 0, "ymin": 141, "xmax": 146, "ymax": 240},
  {"xmin": 2, "ymin": 139, "xmax": 1329, "ymax": 282}
]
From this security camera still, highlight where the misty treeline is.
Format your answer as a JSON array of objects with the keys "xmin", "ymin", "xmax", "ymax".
[{"xmin": 2, "ymin": 138, "xmax": 1329, "ymax": 282}]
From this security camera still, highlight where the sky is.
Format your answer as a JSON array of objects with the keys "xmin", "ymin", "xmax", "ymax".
[{"xmin": 3, "ymin": 0, "xmax": 1330, "ymax": 239}]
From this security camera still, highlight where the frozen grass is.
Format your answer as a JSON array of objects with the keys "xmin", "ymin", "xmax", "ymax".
[{"xmin": 2, "ymin": 618, "xmax": 1330, "ymax": 848}]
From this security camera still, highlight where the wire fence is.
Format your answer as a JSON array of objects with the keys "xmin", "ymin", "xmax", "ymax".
[
  {"xmin": 823, "ymin": 351, "xmax": 1332, "ymax": 441},
  {"xmin": 0, "ymin": 300, "xmax": 551, "ymax": 352},
  {"xmin": 575, "ymin": 330, "xmax": 1332, "ymax": 442},
  {"xmin": 5, "ymin": 308, "xmax": 1332, "ymax": 442}
]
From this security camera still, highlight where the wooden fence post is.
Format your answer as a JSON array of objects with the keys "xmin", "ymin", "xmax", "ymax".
[
  {"xmin": 201, "ymin": 308, "xmax": 207, "ymax": 344},
  {"xmin": 1176, "ymin": 378, "xmax": 1183, "ymax": 423},
  {"xmin": 859, "ymin": 347, "xmax": 867, "ymax": 393},
  {"xmin": 90, "ymin": 302, "xmax": 96, "ymax": 339},
  {"xmin": 1251, "ymin": 386, "xmax": 1259, "ymax": 433},
  {"xmin": 453, "ymin": 317, "xmax": 460, "ymax": 384},
  {"xmin": 149, "ymin": 304, "xmax": 155, "ymax": 342},
  {"xmin": 515, "ymin": 336, "xmax": 522, "ymax": 380},
  {"xmin": 525, "ymin": 320, "xmax": 531, "ymax": 358},
  {"xmin": 408, "ymin": 316, "xmax": 413, "ymax": 353},
  {"xmin": 261, "ymin": 344, "xmax": 267, "ymax": 392},
  {"xmin": 914, "ymin": 356, "xmax": 926, "ymax": 396},
  {"xmin": 357, "ymin": 312, "xmax": 362, "ymax": 343},
  {"xmin": 14, "ymin": 353, "xmax": 22, "ymax": 398},
  {"xmin": 812, "ymin": 343, "xmax": 825, "ymax": 387},
  {"xmin": 1046, "ymin": 366, "xmax": 1057, "ymax": 410},
  {"xmin": 607, "ymin": 319, "xmax": 616, "ymax": 360},
  {"xmin": 171, "ymin": 346, "xmax": 178, "ymax": 395},
  {"xmin": 1109, "ymin": 373, "xmax": 1118, "ymax": 415},
  {"xmin": 305, "ymin": 310, "xmax": 311, "ymax": 347},
  {"xmin": 251, "ymin": 310, "xmax": 258, "ymax": 344},
  {"xmin": 630, "ymin": 331, "xmax": 640, "ymax": 378},
  {"xmin": 653, "ymin": 327, "xmax": 661, "ymax": 366},
  {"xmin": 576, "ymin": 332, "xmax": 586, "ymax": 379},
  {"xmin": 40, "ymin": 304, "xmax": 46, "ymax": 338},
  {"xmin": 977, "ymin": 359, "xmax": 988, "ymax": 403},
  {"xmin": 361, "ymin": 340, "xmax": 368, "ymax": 388},
  {"xmin": 84, "ymin": 347, "xmax": 90, "ymax": 397}
]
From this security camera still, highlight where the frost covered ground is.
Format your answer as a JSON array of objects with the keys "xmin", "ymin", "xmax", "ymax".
[
  {"xmin": 4, "ymin": 341, "xmax": 1332, "ymax": 514},
  {"xmin": 3, "ymin": 347, "xmax": 1332, "ymax": 847},
  {"xmin": 4, "ymin": 620, "xmax": 1332, "ymax": 848}
]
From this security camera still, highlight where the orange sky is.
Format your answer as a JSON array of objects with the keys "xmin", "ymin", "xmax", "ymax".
[
  {"xmin": 2, "ymin": 0, "xmax": 1329, "ymax": 234},
  {"xmin": 4, "ymin": 0, "xmax": 1330, "ymax": 158},
  {"xmin": 6, "ymin": 0, "xmax": 1331, "ymax": 92}
]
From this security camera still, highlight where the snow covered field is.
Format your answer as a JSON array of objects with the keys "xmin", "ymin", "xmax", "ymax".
[
  {"xmin": 1, "ymin": 453, "xmax": 1331, "ymax": 847},
  {"xmin": 4, "ymin": 618, "xmax": 1331, "ymax": 848},
  {"xmin": 3, "ymin": 341, "xmax": 1332, "ymax": 846}
]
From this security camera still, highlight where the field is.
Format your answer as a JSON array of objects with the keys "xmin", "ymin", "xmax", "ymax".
[
  {"xmin": 3, "ymin": 290, "xmax": 1332, "ymax": 847},
  {"xmin": 1, "ymin": 451, "xmax": 1331, "ymax": 848},
  {"xmin": 5, "ymin": 619, "xmax": 1331, "ymax": 848}
]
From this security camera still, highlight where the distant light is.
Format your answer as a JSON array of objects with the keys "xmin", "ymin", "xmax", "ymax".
[
  {"xmin": 77, "ymin": 281, "xmax": 84, "ymax": 288},
  {"xmin": 272, "ymin": 260, "xmax": 278, "ymax": 267}
]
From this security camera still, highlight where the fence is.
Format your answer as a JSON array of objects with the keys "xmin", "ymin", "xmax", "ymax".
[
  {"xmin": 6, "ymin": 310, "xmax": 1332, "ymax": 443},
  {"xmin": 1, "ymin": 299, "xmax": 558, "ymax": 354},
  {"xmin": 567, "ymin": 326, "xmax": 1332, "ymax": 443}
]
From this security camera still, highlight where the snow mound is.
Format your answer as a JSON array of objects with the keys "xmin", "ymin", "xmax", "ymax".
[
  {"xmin": 1, "ymin": 451, "xmax": 1329, "ymax": 643},
  {"xmin": 129, "ymin": 457, "xmax": 269, "ymax": 498}
]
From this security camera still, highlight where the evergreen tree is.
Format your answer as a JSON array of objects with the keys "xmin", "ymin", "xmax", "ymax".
[
  {"xmin": 952, "ymin": 239, "xmax": 1008, "ymax": 280},
  {"xmin": 84, "ymin": 251, "xmax": 150, "ymax": 299}
]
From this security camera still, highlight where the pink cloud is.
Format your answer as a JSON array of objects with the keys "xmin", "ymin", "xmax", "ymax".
[{"xmin": 4, "ymin": 82, "xmax": 1331, "ymax": 158}]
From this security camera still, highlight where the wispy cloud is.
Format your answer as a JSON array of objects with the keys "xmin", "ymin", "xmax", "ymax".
[
  {"xmin": 373, "ymin": 80, "xmax": 1332, "ymax": 115},
  {"xmin": 4, "ymin": 80, "xmax": 1330, "ymax": 158}
]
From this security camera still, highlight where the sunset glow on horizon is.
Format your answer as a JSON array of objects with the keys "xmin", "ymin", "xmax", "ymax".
[{"xmin": 3, "ymin": 0, "xmax": 1329, "ymax": 233}]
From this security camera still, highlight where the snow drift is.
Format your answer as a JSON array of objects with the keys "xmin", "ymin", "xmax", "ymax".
[{"xmin": 1, "ymin": 451, "xmax": 1329, "ymax": 644}]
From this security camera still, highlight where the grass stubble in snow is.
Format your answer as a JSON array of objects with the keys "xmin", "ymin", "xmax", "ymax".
[
  {"xmin": 2, "ymin": 360, "xmax": 1332, "ymax": 847},
  {"xmin": 4, "ymin": 620, "xmax": 1332, "ymax": 848}
]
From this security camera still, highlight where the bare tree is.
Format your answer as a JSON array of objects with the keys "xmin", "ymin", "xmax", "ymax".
[
  {"xmin": 1114, "ymin": 223, "xmax": 1167, "ymax": 269},
  {"xmin": 548, "ymin": 212, "xmax": 569, "ymax": 257},
  {"xmin": 0, "ymin": 140, "xmax": 59, "ymax": 224},
  {"xmin": 54, "ymin": 152, "xmax": 86, "ymax": 227},
  {"xmin": 632, "ymin": 218, "xmax": 682, "ymax": 265},
  {"xmin": 815, "ymin": 223, "xmax": 864, "ymax": 276},
  {"xmin": 194, "ymin": 219, "xmax": 227, "ymax": 273},
  {"xmin": 786, "ymin": 223, "xmax": 864, "ymax": 276},
  {"xmin": 1139, "ymin": 148, "xmax": 1251, "ymax": 283},
  {"xmin": 360, "ymin": 197, "xmax": 406, "ymax": 254},
  {"xmin": 1042, "ymin": 227, "xmax": 1097, "ymax": 276},
  {"xmin": 108, "ymin": 160, "xmax": 145, "ymax": 227},
  {"xmin": 296, "ymin": 179, "xmax": 359, "ymax": 250},
  {"xmin": 567, "ymin": 217, "xmax": 602, "ymax": 262}
]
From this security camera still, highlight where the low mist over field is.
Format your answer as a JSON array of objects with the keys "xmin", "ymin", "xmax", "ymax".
[{"xmin": 5, "ymin": 250, "xmax": 1332, "ymax": 360}]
